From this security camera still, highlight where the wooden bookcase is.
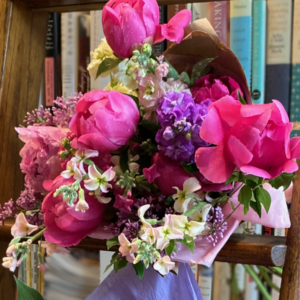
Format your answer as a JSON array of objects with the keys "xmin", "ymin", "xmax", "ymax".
[{"xmin": 0, "ymin": 1, "xmax": 298, "ymax": 299}]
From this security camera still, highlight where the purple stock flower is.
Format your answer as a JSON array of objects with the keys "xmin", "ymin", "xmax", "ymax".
[
  {"xmin": 205, "ymin": 206, "xmax": 227, "ymax": 246},
  {"xmin": 155, "ymin": 91, "xmax": 212, "ymax": 163}
]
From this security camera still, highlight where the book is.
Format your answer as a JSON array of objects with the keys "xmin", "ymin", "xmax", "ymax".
[
  {"xmin": 265, "ymin": 0, "xmax": 293, "ymax": 113},
  {"xmin": 152, "ymin": 6, "xmax": 167, "ymax": 57},
  {"xmin": 290, "ymin": 0, "xmax": 300, "ymax": 136},
  {"xmin": 90, "ymin": 11, "xmax": 110, "ymax": 90},
  {"xmin": 209, "ymin": 2, "xmax": 229, "ymax": 46},
  {"xmin": 78, "ymin": 14, "xmax": 91, "ymax": 94},
  {"xmin": 230, "ymin": 0, "xmax": 253, "ymax": 86},
  {"xmin": 192, "ymin": 3, "xmax": 210, "ymax": 21},
  {"xmin": 61, "ymin": 12, "xmax": 79, "ymax": 99},
  {"xmin": 198, "ymin": 265, "xmax": 214, "ymax": 300},
  {"xmin": 251, "ymin": 0, "xmax": 266, "ymax": 104},
  {"xmin": 212, "ymin": 262, "xmax": 230, "ymax": 300}
]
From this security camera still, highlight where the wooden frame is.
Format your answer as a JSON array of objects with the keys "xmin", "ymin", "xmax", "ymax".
[{"xmin": 0, "ymin": 0, "xmax": 299, "ymax": 299}]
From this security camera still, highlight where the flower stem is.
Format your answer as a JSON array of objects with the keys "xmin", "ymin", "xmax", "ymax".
[
  {"xmin": 257, "ymin": 266, "xmax": 280, "ymax": 292},
  {"xmin": 243, "ymin": 265, "xmax": 272, "ymax": 300},
  {"xmin": 29, "ymin": 228, "xmax": 46, "ymax": 242}
]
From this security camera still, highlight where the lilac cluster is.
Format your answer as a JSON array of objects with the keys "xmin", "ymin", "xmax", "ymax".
[
  {"xmin": 155, "ymin": 91, "xmax": 212, "ymax": 163},
  {"xmin": 0, "ymin": 200, "xmax": 18, "ymax": 223},
  {"xmin": 106, "ymin": 195, "xmax": 167, "ymax": 241},
  {"xmin": 205, "ymin": 206, "xmax": 227, "ymax": 246},
  {"xmin": 16, "ymin": 184, "xmax": 39, "ymax": 211},
  {"xmin": 24, "ymin": 93, "xmax": 82, "ymax": 127}
]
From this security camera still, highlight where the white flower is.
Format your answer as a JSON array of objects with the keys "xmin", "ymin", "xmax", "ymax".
[
  {"xmin": 2, "ymin": 257, "xmax": 18, "ymax": 272},
  {"xmin": 141, "ymin": 227, "xmax": 160, "ymax": 245},
  {"xmin": 111, "ymin": 154, "xmax": 140, "ymax": 174},
  {"xmin": 190, "ymin": 204, "xmax": 212, "ymax": 222},
  {"xmin": 137, "ymin": 204, "xmax": 152, "ymax": 232},
  {"xmin": 87, "ymin": 38, "xmax": 116, "ymax": 78},
  {"xmin": 118, "ymin": 234, "xmax": 139, "ymax": 263},
  {"xmin": 61, "ymin": 161, "xmax": 82, "ymax": 180},
  {"xmin": 166, "ymin": 78, "xmax": 191, "ymax": 94},
  {"xmin": 153, "ymin": 256, "xmax": 175, "ymax": 276},
  {"xmin": 172, "ymin": 178, "xmax": 201, "ymax": 213},
  {"xmin": 71, "ymin": 149, "xmax": 99, "ymax": 174},
  {"xmin": 156, "ymin": 215, "xmax": 184, "ymax": 250},
  {"xmin": 112, "ymin": 59, "xmax": 138, "ymax": 90},
  {"xmin": 84, "ymin": 165, "xmax": 115, "ymax": 192},
  {"xmin": 75, "ymin": 199, "xmax": 89, "ymax": 212},
  {"xmin": 93, "ymin": 187, "xmax": 112, "ymax": 204},
  {"xmin": 171, "ymin": 215, "xmax": 206, "ymax": 237}
]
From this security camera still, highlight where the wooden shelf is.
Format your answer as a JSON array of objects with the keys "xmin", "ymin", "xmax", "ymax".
[
  {"xmin": 19, "ymin": 0, "xmax": 230, "ymax": 12},
  {"xmin": 1, "ymin": 222, "xmax": 286, "ymax": 267}
]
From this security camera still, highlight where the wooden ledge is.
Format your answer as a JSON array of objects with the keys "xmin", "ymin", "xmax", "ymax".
[{"xmin": 1, "ymin": 222, "xmax": 286, "ymax": 266}]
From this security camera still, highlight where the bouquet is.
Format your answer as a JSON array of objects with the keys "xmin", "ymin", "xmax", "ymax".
[{"xmin": 1, "ymin": 0, "xmax": 297, "ymax": 294}]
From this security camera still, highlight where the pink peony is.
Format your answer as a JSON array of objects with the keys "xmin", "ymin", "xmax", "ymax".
[
  {"xmin": 42, "ymin": 177, "xmax": 105, "ymax": 247},
  {"xmin": 190, "ymin": 74, "xmax": 243, "ymax": 104},
  {"xmin": 69, "ymin": 90, "xmax": 139, "ymax": 153},
  {"xmin": 195, "ymin": 96, "xmax": 300, "ymax": 183},
  {"xmin": 16, "ymin": 126, "xmax": 67, "ymax": 194},
  {"xmin": 102, "ymin": 0, "xmax": 191, "ymax": 58}
]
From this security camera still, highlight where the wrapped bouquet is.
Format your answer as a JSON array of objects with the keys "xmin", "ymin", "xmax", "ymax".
[{"xmin": 1, "ymin": 0, "xmax": 297, "ymax": 297}]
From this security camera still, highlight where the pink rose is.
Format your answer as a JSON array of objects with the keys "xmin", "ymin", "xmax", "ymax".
[
  {"xmin": 102, "ymin": 0, "xmax": 191, "ymax": 58},
  {"xmin": 42, "ymin": 177, "xmax": 105, "ymax": 247},
  {"xmin": 195, "ymin": 96, "xmax": 300, "ymax": 183},
  {"xmin": 69, "ymin": 90, "xmax": 139, "ymax": 153},
  {"xmin": 16, "ymin": 126, "xmax": 67, "ymax": 194},
  {"xmin": 190, "ymin": 74, "xmax": 243, "ymax": 104}
]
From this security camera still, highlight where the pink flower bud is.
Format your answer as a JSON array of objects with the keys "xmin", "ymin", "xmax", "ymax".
[{"xmin": 155, "ymin": 63, "xmax": 169, "ymax": 79}]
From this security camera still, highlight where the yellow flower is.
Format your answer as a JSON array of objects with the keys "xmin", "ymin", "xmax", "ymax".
[{"xmin": 104, "ymin": 82, "xmax": 138, "ymax": 97}]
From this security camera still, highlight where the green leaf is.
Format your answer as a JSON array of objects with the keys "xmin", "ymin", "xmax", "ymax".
[
  {"xmin": 106, "ymin": 236, "xmax": 119, "ymax": 250},
  {"xmin": 150, "ymin": 53, "xmax": 159, "ymax": 63},
  {"xmin": 250, "ymin": 197, "xmax": 262, "ymax": 218},
  {"xmin": 255, "ymin": 187, "xmax": 271, "ymax": 213},
  {"xmin": 269, "ymin": 173, "xmax": 295, "ymax": 191},
  {"xmin": 246, "ymin": 179, "xmax": 257, "ymax": 189},
  {"xmin": 119, "ymin": 148, "xmax": 129, "ymax": 173},
  {"xmin": 164, "ymin": 58, "xmax": 178, "ymax": 79},
  {"xmin": 165, "ymin": 196, "xmax": 174, "ymax": 206},
  {"xmin": 225, "ymin": 170, "xmax": 245, "ymax": 186},
  {"xmin": 9, "ymin": 237, "xmax": 21, "ymax": 246},
  {"xmin": 83, "ymin": 159, "xmax": 94, "ymax": 165},
  {"xmin": 183, "ymin": 201, "xmax": 207, "ymax": 217},
  {"xmin": 238, "ymin": 90, "xmax": 247, "ymax": 105},
  {"xmin": 104, "ymin": 252, "xmax": 119, "ymax": 273},
  {"xmin": 14, "ymin": 276, "xmax": 44, "ymax": 300},
  {"xmin": 244, "ymin": 174, "xmax": 261, "ymax": 183},
  {"xmin": 140, "ymin": 119, "xmax": 161, "ymax": 137},
  {"xmin": 133, "ymin": 261, "xmax": 145, "ymax": 281},
  {"xmin": 178, "ymin": 234, "xmax": 195, "ymax": 253},
  {"xmin": 230, "ymin": 201, "xmax": 235, "ymax": 211},
  {"xmin": 165, "ymin": 240, "xmax": 176, "ymax": 257},
  {"xmin": 96, "ymin": 57, "xmax": 122, "ymax": 78},
  {"xmin": 238, "ymin": 185, "xmax": 253, "ymax": 215},
  {"xmin": 179, "ymin": 72, "xmax": 191, "ymax": 85},
  {"xmin": 114, "ymin": 256, "xmax": 128, "ymax": 273},
  {"xmin": 190, "ymin": 57, "xmax": 216, "ymax": 86},
  {"xmin": 181, "ymin": 162, "xmax": 199, "ymax": 174}
]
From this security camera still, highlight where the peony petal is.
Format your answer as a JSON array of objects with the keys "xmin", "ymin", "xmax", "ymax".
[{"xmin": 240, "ymin": 165, "xmax": 272, "ymax": 179}]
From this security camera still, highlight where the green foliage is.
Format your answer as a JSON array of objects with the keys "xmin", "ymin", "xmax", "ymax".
[
  {"xmin": 104, "ymin": 252, "xmax": 119, "ymax": 273},
  {"xmin": 14, "ymin": 276, "xmax": 44, "ymax": 300},
  {"xmin": 133, "ymin": 261, "xmax": 145, "ymax": 281},
  {"xmin": 238, "ymin": 90, "xmax": 247, "ymax": 105},
  {"xmin": 183, "ymin": 201, "xmax": 207, "ymax": 217},
  {"xmin": 164, "ymin": 58, "xmax": 178, "ymax": 79},
  {"xmin": 116, "ymin": 170, "xmax": 136, "ymax": 191},
  {"xmin": 177, "ymin": 234, "xmax": 195, "ymax": 254},
  {"xmin": 96, "ymin": 57, "xmax": 122, "ymax": 78},
  {"xmin": 165, "ymin": 240, "xmax": 177, "ymax": 257},
  {"xmin": 190, "ymin": 57, "xmax": 215, "ymax": 86},
  {"xmin": 114, "ymin": 257, "xmax": 128, "ymax": 273},
  {"xmin": 254, "ymin": 187, "xmax": 271, "ymax": 213},
  {"xmin": 238, "ymin": 185, "xmax": 253, "ymax": 215},
  {"xmin": 178, "ymin": 72, "xmax": 191, "ymax": 85},
  {"xmin": 106, "ymin": 236, "xmax": 119, "ymax": 250},
  {"xmin": 181, "ymin": 162, "xmax": 199, "ymax": 174},
  {"xmin": 269, "ymin": 173, "xmax": 295, "ymax": 191},
  {"xmin": 83, "ymin": 159, "xmax": 94, "ymax": 165},
  {"xmin": 119, "ymin": 148, "xmax": 129, "ymax": 173}
]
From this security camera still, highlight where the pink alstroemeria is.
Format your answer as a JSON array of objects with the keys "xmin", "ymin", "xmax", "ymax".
[
  {"xmin": 2, "ymin": 256, "xmax": 19, "ymax": 272},
  {"xmin": 118, "ymin": 233, "xmax": 139, "ymax": 263},
  {"xmin": 11, "ymin": 213, "xmax": 38, "ymax": 237},
  {"xmin": 141, "ymin": 226, "xmax": 160, "ymax": 245},
  {"xmin": 71, "ymin": 149, "xmax": 99, "ymax": 174},
  {"xmin": 153, "ymin": 256, "xmax": 175, "ymax": 276},
  {"xmin": 6, "ymin": 245, "xmax": 17, "ymax": 257},
  {"xmin": 61, "ymin": 161, "xmax": 82, "ymax": 180},
  {"xmin": 84, "ymin": 165, "xmax": 115, "ymax": 193},
  {"xmin": 40, "ymin": 241, "xmax": 70, "ymax": 255},
  {"xmin": 156, "ymin": 215, "xmax": 184, "ymax": 250}
]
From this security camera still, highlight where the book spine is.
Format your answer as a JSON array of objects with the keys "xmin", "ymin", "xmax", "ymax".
[
  {"xmin": 26, "ymin": 245, "xmax": 32, "ymax": 287},
  {"xmin": 209, "ymin": 2, "xmax": 229, "ymax": 46},
  {"xmin": 251, "ymin": 0, "xmax": 266, "ymax": 104},
  {"xmin": 152, "ymin": 6, "xmax": 167, "ymax": 56},
  {"xmin": 230, "ymin": 0, "xmax": 253, "ymax": 86},
  {"xmin": 61, "ymin": 12, "xmax": 79, "ymax": 99},
  {"xmin": 78, "ymin": 14, "xmax": 91, "ymax": 94},
  {"xmin": 265, "ymin": 0, "xmax": 292, "ymax": 113},
  {"xmin": 198, "ymin": 265, "xmax": 213, "ymax": 300},
  {"xmin": 212, "ymin": 262, "xmax": 230, "ymax": 300},
  {"xmin": 192, "ymin": 3, "xmax": 210, "ymax": 21},
  {"xmin": 290, "ymin": 0, "xmax": 300, "ymax": 136}
]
